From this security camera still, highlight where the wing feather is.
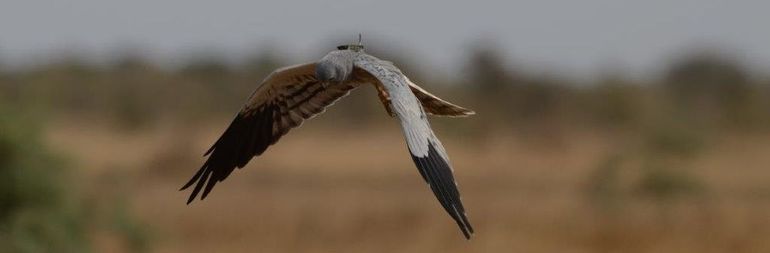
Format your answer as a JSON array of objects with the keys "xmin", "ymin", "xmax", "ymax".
[
  {"xmin": 354, "ymin": 54, "xmax": 474, "ymax": 239},
  {"xmin": 181, "ymin": 63, "xmax": 364, "ymax": 203}
]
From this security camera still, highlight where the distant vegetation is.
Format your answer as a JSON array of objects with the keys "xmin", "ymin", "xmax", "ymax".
[
  {"xmin": 0, "ymin": 105, "xmax": 148, "ymax": 253},
  {"xmin": 0, "ymin": 106, "xmax": 91, "ymax": 252},
  {"xmin": 2, "ymin": 47, "xmax": 766, "ymax": 132}
]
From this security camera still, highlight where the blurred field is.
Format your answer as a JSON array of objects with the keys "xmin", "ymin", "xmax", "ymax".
[
  {"xmin": 41, "ymin": 118, "xmax": 770, "ymax": 253},
  {"xmin": 3, "ymin": 47, "xmax": 770, "ymax": 252}
]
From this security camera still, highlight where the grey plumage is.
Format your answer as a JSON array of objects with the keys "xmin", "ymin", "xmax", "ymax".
[
  {"xmin": 353, "ymin": 53, "xmax": 474, "ymax": 238},
  {"xmin": 315, "ymin": 50, "xmax": 357, "ymax": 82},
  {"xmin": 181, "ymin": 42, "xmax": 475, "ymax": 239}
]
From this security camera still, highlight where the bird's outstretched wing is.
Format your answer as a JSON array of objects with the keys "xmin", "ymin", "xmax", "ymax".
[
  {"xmin": 181, "ymin": 63, "xmax": 370, "ymax": 203},
  {"xmin": 354, "ymin": 55, "xmax": 474, "ymax": 239}
]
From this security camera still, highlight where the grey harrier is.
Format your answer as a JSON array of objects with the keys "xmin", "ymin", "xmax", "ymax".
[{"xmin": 181, "ymin": 38, "xmax": 475, "ymax": 239}]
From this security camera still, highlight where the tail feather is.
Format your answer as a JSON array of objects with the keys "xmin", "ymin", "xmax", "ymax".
[{"xmin": 408, "ymin": 81, "xmax": 475, "ymax": 117}]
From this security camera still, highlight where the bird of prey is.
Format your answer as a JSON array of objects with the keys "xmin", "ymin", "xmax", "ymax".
[{"xmin": 181, "ymin": 36, "xmax": 476, "ymax": 239}]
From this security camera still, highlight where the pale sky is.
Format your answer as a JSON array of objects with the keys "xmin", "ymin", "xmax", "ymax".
[{"xmin": 1, "ymin": 0, "xmax": 769, "ymax": 79}]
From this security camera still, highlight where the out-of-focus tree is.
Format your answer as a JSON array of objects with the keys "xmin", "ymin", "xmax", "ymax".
[
  {"xmin": 31, "ymin": 58, "xmax": 104, "ymax": 114},
  {"xmin": 108, "ymin": 55, "xmax": 169, "ymax": 130},
  {"xmin": 465, "ymin": 44, "xmax": 514, "ymax": 95},
  {"xmin": 511, "ymin": 78, "xmax": 566, "ymax": 123},
  {"xmin": 663, "ymin": 52, "xmax": 755, "ymax": 127},
  {"xmin": 585, "ymin": 77, "xmax": 643, "ymax": 128},
  {"xmin": 462, "ymin": 44, "xmax": 515, "ymax": 129},
  {"xmin": 463, "ymin": 44, "xmax": 570, "ymax": 129}
]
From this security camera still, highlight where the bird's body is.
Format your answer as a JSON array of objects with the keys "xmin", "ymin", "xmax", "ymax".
[{"xmin": 181, "ymin": 40, "xmax": 475, "ymax": 239}]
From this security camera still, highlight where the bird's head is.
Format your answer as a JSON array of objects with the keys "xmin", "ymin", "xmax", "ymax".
[{"xmin": 316, "ymin": 34, "xmax": 363, "ymax": 82}]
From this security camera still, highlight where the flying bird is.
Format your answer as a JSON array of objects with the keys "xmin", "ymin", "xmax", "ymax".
[{"xmin": 181, "ymin": 36, "xmax": 476, "ymax": 239}]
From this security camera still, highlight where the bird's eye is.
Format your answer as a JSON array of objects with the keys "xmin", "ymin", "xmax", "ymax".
[{"xmin": 337, "ymin": 45, "xmax": 349, "ymax": 50}]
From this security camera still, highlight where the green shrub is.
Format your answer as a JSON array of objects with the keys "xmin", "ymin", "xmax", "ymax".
[{"xmin": 0, "ymin": 108, "xmax": 89, "ymax": 252}]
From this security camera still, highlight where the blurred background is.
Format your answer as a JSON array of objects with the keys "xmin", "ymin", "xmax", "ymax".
[{"xmin": 2, "ymin": 0, "xmax": 770, "ymax": 252}]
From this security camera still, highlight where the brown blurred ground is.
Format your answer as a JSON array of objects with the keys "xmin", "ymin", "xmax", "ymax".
[
  {"xmin": 3, "ymin": 48, "xmax": 770, "ymax": 252},
  {"xmin": 41, "ymin": 118, "xmax": 770, "ymax": 253}
]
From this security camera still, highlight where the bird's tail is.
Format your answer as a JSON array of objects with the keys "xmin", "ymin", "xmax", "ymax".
[{"xmin": 408, "ymin": 80, "xmax": 476, "ymax": 117}]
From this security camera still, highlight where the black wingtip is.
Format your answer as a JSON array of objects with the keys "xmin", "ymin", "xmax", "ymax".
[
  {"xmin": 185, "ymin": 196, "xmax": 194, "ymax": 205},
  {"xmin": 182, "ymin": 181, "xmax": 198, "ymax": 205},
  {"xmin": 180, "ymin": 159, "xmax": 208, "ymax": 195},
  {"xmin": 454, "ymin": 206, "xmax": 474, "ymax": 239},
  {"xmin": 180, "ymin": 169, "xmax": 202, "ymax": 191},
  {"xmin": 182, "ymin": 163, "xmax": 212, "ymax": 204},
  {"xmin": 410, "ymin": 142, "xmax": 474, "ymax": 240}
]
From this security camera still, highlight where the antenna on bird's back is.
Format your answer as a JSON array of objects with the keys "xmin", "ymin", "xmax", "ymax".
[{"xmin": 337, "ymin": 33, "xmax": 364, "ymax": 52}]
